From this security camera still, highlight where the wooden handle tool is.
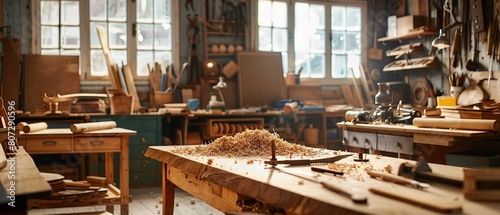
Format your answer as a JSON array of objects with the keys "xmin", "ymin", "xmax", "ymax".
[{"xmin": 367, "ymin": 170, "xmax": 429, "ymax": 189}]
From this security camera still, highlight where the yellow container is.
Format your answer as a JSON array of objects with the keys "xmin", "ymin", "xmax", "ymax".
[{"xmin": 437, "ymin": 96, "xmax": 456, "ymax": 106}]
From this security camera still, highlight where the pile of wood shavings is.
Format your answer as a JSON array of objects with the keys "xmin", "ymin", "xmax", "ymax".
[{"xmin": 171, "ymin": 129, "xmax": 325, "ymax": 158}]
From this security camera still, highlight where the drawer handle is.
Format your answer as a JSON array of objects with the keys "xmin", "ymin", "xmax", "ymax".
[
  {"xmin": 142, "ymin": 162, "xmax": 148, "ymax": 167},
  {"xmin": 43, "ymin": 141, "xmax": 56, "ymax": 146},
  {"xmin": 396, "ymin": 142, "xmax": 402, "ymax": 148},
  {"xmin": 364, "ymin": 139, "xmax": 371, "ymax": 145},
  {"xmin": 90, "ymin": 140, "xmax": 104, "ymax": 145},
  {"xmin": 352, "ymin": 137, "xmax": 358, "ymax": 144}
]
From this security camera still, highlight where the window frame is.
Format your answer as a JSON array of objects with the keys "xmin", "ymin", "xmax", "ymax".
[
  {"xmin": 251, "ymin": 0, "xmax": 368, "ymax": 86},
  {"xmin": 30, "ymin": 0, "xmax": 180, "ymax": 85}
]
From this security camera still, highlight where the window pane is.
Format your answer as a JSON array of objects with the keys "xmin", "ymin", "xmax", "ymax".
[
  {"xmin": 155, "ymin": 23, "xmax": 171, "ymax": 49},
  {"xmin": 346, "ymin": 32, "xmax": 361, "ymax": 53},
  {"xmin": 272, "ymin": 28, "xmax": 287, "ymax": 52},
  {"xmin": 258, "ymin": 27, "xmax": 272, "ymax": 51},
  {"xmin": 41, "ymin": 26, "xmax": 59, "ymax": 48},
  {"xmin": 90, "ymin": 50, "xmax": 107, "ymax": 76},
  {"xmin": 155, "ymin": 0, "xmax": 170, "ymax": 22},
  {"xmin": 137, "ymin": 0, "xmax": 153, "ymax": 22},
  {"xmin": 310, "ymin": 30, "xmax": 325, "ymax": 52},
  {"xmin": 331, "ymin": 31, "xmax": 345, "ymax": 52},
  {"xmin": 108, "ymin": 23, "xmax": 127, "ymax": 49},
  {"xmin": 137, "ymin": 51, "xmax": 153, "ymax": 76},
  {"xmin": 258, "ymin": 0, "xmax": 272, "ymax": 27},
  {"xmin": 61, "ymin": 49, "xmax": 80, "ymax": 56},
  {"xmin": 310, "ymin": 54, "xmax": 325, "ymax": 78},
  {"xmin": 137, "ymin": 24, "xmax": 154, "ymax": 49},
  {"xmin": 154, "ymin": 51, "xmax": 171, "ymax": 64},
  {"xmin": 42, "ymin": 49, "xmax": 60, "ymax": 55},
  {"xmin": 108, "ymin": 0, "xmax": 126, "ymax": 21},
  {"xmin": 90, "ymin": 0, "xmax": 107, "ymax": 20},
  {"xmin": 347, "ymin": 53, "xmax": 361, "ymax": 77},
  {"xmin": 331, "ymin": 54, "xmax": 346, "ymax": 78},
  {"xmin": 346, "ymin": 7, "xmax": 361, "ymax": 31},
  {"xmin": 111, "ymin": 50, "xmax": 127, "ymax": 66},
  {"xmin": 331, "ymin": 6, "xmax": 345, "ymax": 30},
  {"xmin": 272, "ymin": 1, "xmax": 287, "ymax": 28},
  {"xmin": 90, "ymin": 22, "xmax": 106, "ymax": 48},
  {"xmin": 310, "ymin": 5, "xmax": 325, "ymax": 30},
  {"xmin": 61, "ymin": 26, "xmax": 80, "ymax": 48},
  {"xmin": 61, "ymin": 1, "xmax": 79, "ymax": 25},
  {"xmin": 41, "ymin": 1, "xmax": 59, "ymax": 25}
]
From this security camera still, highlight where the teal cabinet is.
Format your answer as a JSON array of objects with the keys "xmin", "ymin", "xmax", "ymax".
[{"xmin": 90, "ymin": 114, "xmax": 164, "ymax": 187}]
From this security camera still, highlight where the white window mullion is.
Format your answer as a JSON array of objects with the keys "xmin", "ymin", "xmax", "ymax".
[
  {"xmin": 127, "ymin": 0, "xmax": 137, "ymax": 78},
  {"xmin": 325, "ymin": 5, "xmax": 332, "ymax": 79}
]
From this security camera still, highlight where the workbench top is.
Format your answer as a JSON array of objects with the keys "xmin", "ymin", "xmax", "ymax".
[{"xmin": 145, "ymin": 145, "xmax": 500, "ymax": 215}]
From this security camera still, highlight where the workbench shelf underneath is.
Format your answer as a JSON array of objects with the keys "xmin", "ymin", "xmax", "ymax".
[{"xmin": 27, "ymin": 187, "xmax": 121, "ymax": 209}]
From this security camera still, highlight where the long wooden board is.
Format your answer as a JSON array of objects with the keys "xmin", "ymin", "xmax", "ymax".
[{"xmin": 122, "ymin": 64, "xmax": 141, "ymax": 111}]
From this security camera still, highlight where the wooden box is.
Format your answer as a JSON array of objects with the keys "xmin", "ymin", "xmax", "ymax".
[
  {"xmin": 150, "ymin": 91, "xmax": 173, "ymax": 108},
  {"xmin": 397, "ymin": 15, "xmax": 426, "ymax": 36}
]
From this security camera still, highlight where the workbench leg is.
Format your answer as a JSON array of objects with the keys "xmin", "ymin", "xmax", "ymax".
[
  {"xmin": 162, "ymin": 163, "xmax": 175, "ymax": 215},
  {"xmin": 120, "ymin": 135, "xmax": 130, "ymax": 215},
  {"xmin": 105, "ymin": 152, "xmax": 114, "ymax": 213}
]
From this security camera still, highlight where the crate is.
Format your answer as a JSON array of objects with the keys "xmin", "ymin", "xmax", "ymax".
[{"xmin": 446, "ymin": 151, "xmax": 500, "ymax": 168}]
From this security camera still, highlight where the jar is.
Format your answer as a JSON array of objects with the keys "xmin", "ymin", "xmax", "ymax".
[{"xmin": 375, "ymin": 83, "xmax": 391, "ymax": 105}]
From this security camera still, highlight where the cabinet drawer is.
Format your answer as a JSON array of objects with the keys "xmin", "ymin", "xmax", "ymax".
[
  {"xmin": 75, "ymin": 137, "xmax": 121, "ymax": 152},
  {"xmin": 24, "ymin": 137, "xmax": 73, "ymax": 153},
  {"xmin": 130, "ymin": 159, "xmax": 158, "ymax": 172},
  {"xmin": 344, "ymin": 131, "xmax": 376, "ymax": 149},
  {"xmin": 377, "ymin": 134, "xmax": 414, "ymax": 155},
  {"xmin": 130, "ymin": 145, "xmax": 150, "ymax": 159},
  {"xmin": 129, "ymin": 132, "xmax": 158, "ymax": 146}
]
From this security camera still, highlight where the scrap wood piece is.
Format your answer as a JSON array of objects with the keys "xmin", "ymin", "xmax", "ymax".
[
  {"xmin": 350, "ymin": 68, "xmax": 365, "ymax": 109},
  {"xmin": 340, "ymin": 84, "xmax": 360, "ymax": 107}
]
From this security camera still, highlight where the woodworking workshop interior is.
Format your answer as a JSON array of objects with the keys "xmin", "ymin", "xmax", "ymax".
[{"xmin": 2, "ymin": 0, "xmax": 500, "ymax": 215}]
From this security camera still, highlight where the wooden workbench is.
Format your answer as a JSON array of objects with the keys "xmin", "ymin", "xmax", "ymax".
[
  {"xmin": 17, "ymin": 128, "xmax": 136, "ymax": 214},
  {"xmin": 145, "ymin": 145, "xmax": 500, "ymax": 215}
]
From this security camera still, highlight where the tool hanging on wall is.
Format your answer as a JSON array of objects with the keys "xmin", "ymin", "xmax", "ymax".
[{"xmin": 186, "ymin": 14, "xmax": 201, "ymax": 84}]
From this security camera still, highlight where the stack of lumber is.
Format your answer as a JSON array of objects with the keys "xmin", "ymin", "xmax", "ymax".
[{"xmin": 28, "ymin": 175, "xmax": 118, "ymax": 209}]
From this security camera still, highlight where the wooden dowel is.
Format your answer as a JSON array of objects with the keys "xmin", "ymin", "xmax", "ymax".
[
  {"xmin": 18, "ymin": 122, "xmax": 48, "ymax": 133},
  {"xmin": 70, "ymin": 121, "xmax": 117, "ymax": 133},
  {"xmin": 413, "ymin": 118, "xmax": 500, "ymax": 131}
]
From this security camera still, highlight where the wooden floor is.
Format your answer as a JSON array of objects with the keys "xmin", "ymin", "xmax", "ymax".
[{"xmin": 28, "ymin": 187, "xmax": 224, "ymax": 215}]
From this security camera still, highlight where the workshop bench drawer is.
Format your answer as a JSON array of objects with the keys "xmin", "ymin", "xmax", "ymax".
[
  {"xmin": 377, "ymin": 134, "xmax": 414, "ymax": 155},
  {"xmin": 23, "ymin": 137, "xmax": 73, "ymax": 154},
  {"xmin": 344, "ymin": 131, "xmax": 376, "ymax": 149},
  {"xmin": 75, "ymin": 137, "xmax": 121, "ymax": 152}
]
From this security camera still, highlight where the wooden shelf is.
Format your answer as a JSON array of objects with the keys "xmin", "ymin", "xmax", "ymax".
[{"xmin": 378, "ymin": 29, "xmax": 438, "ymax": 42}]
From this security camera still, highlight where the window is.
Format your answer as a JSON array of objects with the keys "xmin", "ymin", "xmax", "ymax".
[
  {"xmin": 34, "ymin": 0, "xmax": 174, "ymax": 80},
  {"xmin": 256, "ymin": 0, "xmax": 366, "ymax": 82}
]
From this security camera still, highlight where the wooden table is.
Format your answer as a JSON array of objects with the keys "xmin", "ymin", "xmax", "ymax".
[
  {"xmin": 18, "ymin": 128, "xmax": 136, "ymax": 214},
  {"xmin": 145, "ymin": 145, "xmax": 500, "ymax": 215}
]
